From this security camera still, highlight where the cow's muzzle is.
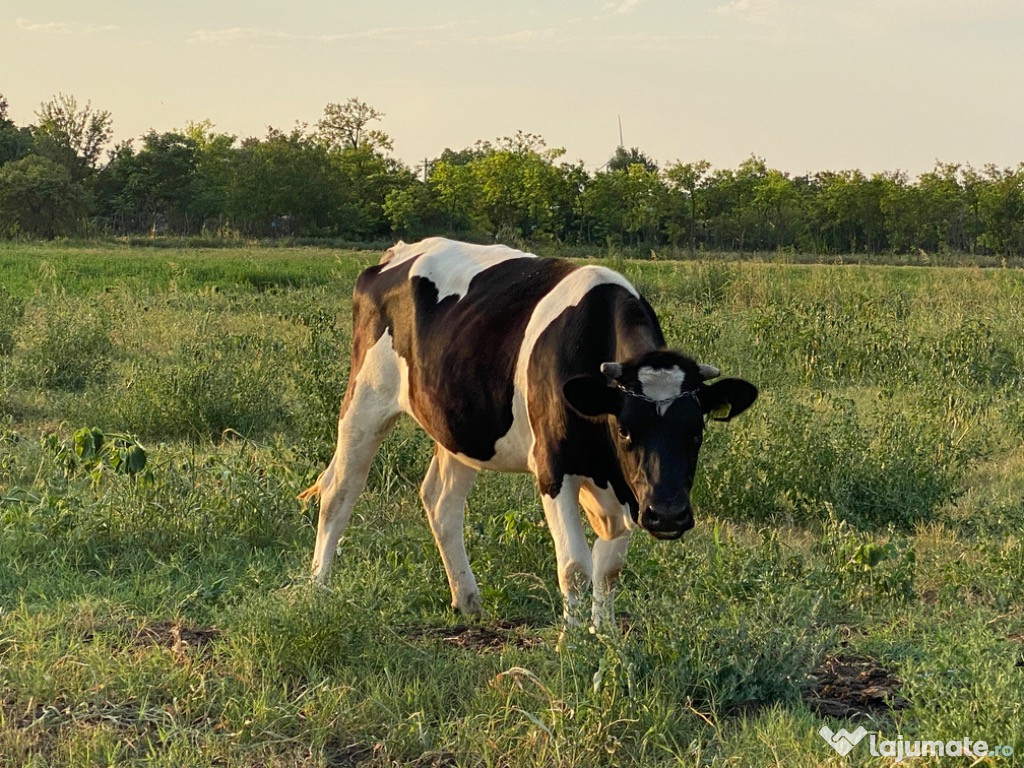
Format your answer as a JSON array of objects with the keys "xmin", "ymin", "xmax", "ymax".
[{"xmin": 640, "ymin": 502, "xmax": 694, "ymax": 540}]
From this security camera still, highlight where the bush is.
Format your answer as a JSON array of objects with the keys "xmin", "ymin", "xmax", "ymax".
[
  {"xmin": 116, "ymin": 332, "xmax": 290, "ymax": 440},
  {"xmin": 0, "ymin": 286, "xmax": 24, "ymax": 356},
  {"xmin": 290, "ymin": 309, "xmax": 350, "ymax": 463},
  {"xmin": 696, "ymin": 391, "xmax": 964, "ymax": 528},
  {"xmin": 13, "ymin": 299, "xmax": 113, "ymax": 391}
]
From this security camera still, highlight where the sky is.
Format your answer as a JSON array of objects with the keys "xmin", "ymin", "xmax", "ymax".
[{"xmin": 3, "ymin": 1, "xmax": 1022, "ymax": 177}]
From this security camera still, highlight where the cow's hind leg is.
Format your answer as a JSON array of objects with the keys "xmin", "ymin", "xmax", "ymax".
[
  {"xmin": 421, "ymin": 446, "xmax": 481, "ymax": 615},
  {"xmin": 303, "ymin": 335, "xmax": 403, "ymax": 584}
]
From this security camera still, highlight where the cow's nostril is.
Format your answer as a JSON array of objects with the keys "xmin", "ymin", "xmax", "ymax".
[{"xmin": 644, "ymin": 508, "xmax": 660, "ymax": 526}]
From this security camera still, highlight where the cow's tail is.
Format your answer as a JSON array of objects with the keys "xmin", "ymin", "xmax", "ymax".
[{"xmin": 297, "ymin": 471, "xmax": 326, "ymax": 506}]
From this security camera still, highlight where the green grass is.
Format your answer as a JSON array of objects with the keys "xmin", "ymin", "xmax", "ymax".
[{"xmin": 1, "ymin": 243, "xmax": 1022, "ymax": 766}]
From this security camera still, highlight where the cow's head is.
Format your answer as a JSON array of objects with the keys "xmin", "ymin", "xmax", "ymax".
[{"xmin": 563, "ymin": 351, "xmax": 757, "ymax": 540}]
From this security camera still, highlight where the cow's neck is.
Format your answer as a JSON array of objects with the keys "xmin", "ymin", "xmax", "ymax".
[{"xmin": 612, "ymin": 306, "xmax": 665, "ymax": 361}]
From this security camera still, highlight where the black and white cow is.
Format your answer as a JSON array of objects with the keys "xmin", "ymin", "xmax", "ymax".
[{"xmin": 301, "ymin": 237, "xmax": 757, "ymax": 627}]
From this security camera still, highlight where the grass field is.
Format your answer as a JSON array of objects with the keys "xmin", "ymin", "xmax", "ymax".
[{"xmin": 1, "ymin": 242, "xmax": 1023, "ymax": 766}]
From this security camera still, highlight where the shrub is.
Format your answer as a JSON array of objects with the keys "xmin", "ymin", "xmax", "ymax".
[
  {"xmin": 0, "ymin": 285, "xmax": 24, "ymax": 356},
  {"xmin": 290, "ymin": 309, "xmax": 350, "ymax": 463},
  {"xmin": 696, "ymin": 391, "xmax": 964, "ymax": 528},
  {"xmin": 117, "ymin": 332, "xmax": 290, "ymax": 440},
  {"xmin": 13, "ymin": 299, "xmax": 113, "ymax": 391}
]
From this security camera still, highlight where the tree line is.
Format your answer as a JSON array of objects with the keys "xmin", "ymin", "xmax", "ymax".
[{"xmin": 2, "ymin": 93, "xmax": 1023, "ymax": 255}]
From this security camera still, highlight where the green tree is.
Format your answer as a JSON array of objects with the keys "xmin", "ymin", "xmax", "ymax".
[
  {"xmin": 811, "ymin": 170, "xmax": 887, "ymax": 253},
  {"xmin": 316, "ymin": 98, "xmax": 392, "ymax": 152},
  {"xmin": 95, "ymin": 128, "xmax": 231, "ymax": 234},
  {"xmin": 975, "ymin": 164, "xmax": 1024, "ymax": 255},
  {"xmin": 94, "ymin": 140, "xmax": 142, "ymax": 232},
  {"xmin": 186, "ymin": 121, "xmax": 236, "ymax": 232},
  {"xmin": 383, "ymin": 182, "xmax": 447, "ymax": 239},
  {"xmin": 878, "ymin": 171, "xmax": 926, "ymax": 253},
  {"xmin": 606, "ymin": 146, "xmax": 658, "ymax": 173},
  {"xmin": 0, "ymin": 95, "xmax": 34, "ymax": 165},
  {"xmin": 751, "ymin": 168, "xmax": 807, "ymax": 250},
  {"xmin": 228, "ymin": 126, "xmax": 341, "ymax": 236},
  {"xmin": 0, "ymin": 154, "xmax": 89, "ymax": 237},
  {"xmin": 701, "ymin": 157, "xmax": 767, "ymax": 250},
  {"xmin": 466, "ymin": 132, "xmax": 578, "ymax": 241},
  {"xmin": 33, "ymin": 93, "xmax": 112, "ymax": 180},
  {"xmin": 429, "ymin": 158, "xmax": 485, "ymax": 235},
  {"xmin": 916, "ymin": 162, "xmax": 971, "ymax": 252},
  {"xmin": 665, "ymin": 159, "xmax": 711, "ymax": 253},
  {"xmin": 582, "ymin": 164, "xmax": 668, "ymax": 245}
]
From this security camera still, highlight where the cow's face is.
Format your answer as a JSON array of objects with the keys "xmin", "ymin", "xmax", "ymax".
[{"xmin": 563, "ymin": 351, "xmax": 758, "ymax": 540}]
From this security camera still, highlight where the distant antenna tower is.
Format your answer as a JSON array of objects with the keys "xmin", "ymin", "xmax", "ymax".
[{"xmin": 618, "ymin": 115, "xmax": 624, "ymax": 148}]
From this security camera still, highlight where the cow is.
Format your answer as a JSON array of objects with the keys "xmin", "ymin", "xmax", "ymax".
[{"xmin": 300, "ymin": 237, "xmax": 757, "ymax": 629}]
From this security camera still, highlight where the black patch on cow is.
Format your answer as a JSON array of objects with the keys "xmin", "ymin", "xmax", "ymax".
[
  {"xmin": 347, "ymin": 253, "xmax": 577, "ymax": 460},
  {"xmin": 527, "ymin": 283, "xmax": 668, "ymax": 511}
]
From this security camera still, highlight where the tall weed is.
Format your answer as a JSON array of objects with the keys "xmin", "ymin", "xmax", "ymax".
[
  {"xmin": 116, "ymin": 332, "xmax": 290, "ymax": 440},
  {"xmin": 12, "ymin": 299, "xmax": 113, "ymax": 391}
]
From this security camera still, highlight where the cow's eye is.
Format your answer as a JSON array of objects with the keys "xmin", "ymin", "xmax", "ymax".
[{"xmin": 617, "ymin": 426, "xmax": 631, "ymax": 443}]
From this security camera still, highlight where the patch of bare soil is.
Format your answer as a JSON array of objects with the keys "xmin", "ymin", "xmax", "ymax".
[
  {"xmin": 132, "ymin": 620, "xmax": 220, "ymax": 653},
  {"xmin": 404, "ymin": 619, "xmax": 543, "ymax": 652},
  {"xmin": 321, "ymin": 740, "xmax": 459, "ymax": 768},
  {"xmin": 804, "ymin": 653, "xmax": 909, "ymax": 721},
  {"xmin": 82, "ymin": 619, "xmax": 220, "ymax": 658}
]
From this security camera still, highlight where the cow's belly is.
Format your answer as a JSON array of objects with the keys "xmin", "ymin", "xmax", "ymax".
[
  {"xmin": 450, "ymin": 389, "xmax": 532, "ymax": 473},
  {"xmin": 396, "ymin": 362, "xmax": 533, "ymax": 472}
]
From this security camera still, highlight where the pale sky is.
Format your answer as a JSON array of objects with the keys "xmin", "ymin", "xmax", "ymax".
[{"xmin": 3, "ymin": 1, "xmax": 1022, "ymax": 176}]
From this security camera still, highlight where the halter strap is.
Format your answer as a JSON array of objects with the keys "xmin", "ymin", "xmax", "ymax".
[{"xmin": 617, "ymin": 385, "xmax": 700, "ymax": 414}]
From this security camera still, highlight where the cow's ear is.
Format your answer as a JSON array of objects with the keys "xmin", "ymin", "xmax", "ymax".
[
  {"xmin": 700, "ymin": 378, "xmax": 758, "ymax": 422},
  {"xmin": 564, "ymin": 376, "xmax": 624, "ymax": 418}
]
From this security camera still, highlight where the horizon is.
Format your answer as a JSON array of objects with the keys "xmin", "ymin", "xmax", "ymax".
[{"xmin": 3, "ymin": 1, "xmax": 1023, "ymax": 177}]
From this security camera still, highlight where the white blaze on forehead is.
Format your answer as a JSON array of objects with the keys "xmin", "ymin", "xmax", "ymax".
[
  {"xmin": 637, "ymin": 366, "xmax": 686, "ymax": 415},
  {"xmin": 380, "ymin": 236, "xmax": 533, "ymax": 302}
]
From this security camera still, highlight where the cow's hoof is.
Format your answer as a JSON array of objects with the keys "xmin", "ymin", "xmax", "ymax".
[{"xmin": 451, "ymin": 594, "xmax": 483, "ymax": 618}]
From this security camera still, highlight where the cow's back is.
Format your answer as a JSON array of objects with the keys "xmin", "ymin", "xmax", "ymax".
[{"xmin": 352, "ymin": 238, "xmax": 577, "ymax": 464}]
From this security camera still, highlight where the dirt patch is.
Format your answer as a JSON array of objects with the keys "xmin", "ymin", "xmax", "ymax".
[
  {"xmin": 82, "ymin": 619, "xmax": 220, "ymax": 658},
  {"xmin": 321, "ymin": 740, "xmax": 377, "ymax": 766},
  {"xmin": 404, "ymin": 620, "xmax": 543, "ymax": 652},
  {"xmin": 132, "ymin": 620, "xmax": 220, "ymax": 653},
  {"xmin": 804, "ymin": 653, "xmax": 909, "ymax": 721}
]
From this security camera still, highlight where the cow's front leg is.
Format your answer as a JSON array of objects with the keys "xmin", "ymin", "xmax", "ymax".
[
  {"xmin": 592, "ymin": 533, "xmax": 631, "ymax": 631},
  {"xmin": 540, "ymin": 476, "xmax": 592, "ymax": 625}
]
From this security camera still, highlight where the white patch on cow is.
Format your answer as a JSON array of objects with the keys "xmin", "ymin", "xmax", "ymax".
[
  {"xmin": 539, "ymin": 475, "xmax": 592, "ymax": 621},
  {"xmin": 380, "ymin": 236, "xmax": 533, "ymax": 303},
  {"xmin": 578, "ymin": 476, "xmax": 635, "ymax": 539},
  {"xmin": 638, "ymin": 365, "xmax": 685, "ymax": 415},
  {"xmin": 541, "ymin": 474, "xmax": 633, "ymax": 627},
  {"xmin": 420, "ymin": 447, "xmax": 481, "ymax": 614},
  {"xmin": 311, "ymin": 329, "xmax": 407, "ymax": 583},
  {"xmin": 452, "ymin": 265, "xmax": 640, "ymax": 474}
]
